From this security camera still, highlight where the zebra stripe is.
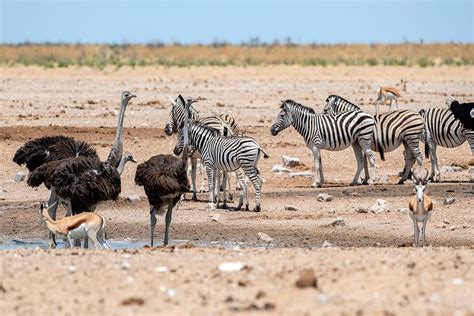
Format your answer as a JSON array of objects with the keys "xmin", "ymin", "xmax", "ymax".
[
  {"xmin": 324, "ymin": 95, "xmax": 424, "ymax": 184},
  {"xmin": 271, "ymin": 99, "xmax": 377, "ymax": 187},
  {"xmin": 419, "ymin": 108, "xmax": 474, "ymax": 181},
  {"xmin": 164, "ymin": 96, "xmax": 199, "ymax": 136},
  {"xmin": 174, "ymin": 122, "xmax": 266, "ymax": 212}
]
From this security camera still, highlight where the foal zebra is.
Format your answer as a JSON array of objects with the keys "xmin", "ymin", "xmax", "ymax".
[
  {"xmin": 419, "ymin": 106, "xmax": 474, "ymax": 182},
  {"xmin": 271, "ymin": 100, "xmax": 377, "ymax": 187},
  {"xmin": 164, "ymin": 95, "xmax": 237, "ymax": 200},
  {"xmin": 324, "ymin": 95, "xmax": 425, "ymax": 184},
  {"xmin": 174, "ymin": 122, "xmax": 268, "ymax": 211}
]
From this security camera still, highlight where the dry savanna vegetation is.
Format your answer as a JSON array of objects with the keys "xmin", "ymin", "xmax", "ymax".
[{"xmin": 1, "ymin": 43, "xmax": 473, "ymax": 69}]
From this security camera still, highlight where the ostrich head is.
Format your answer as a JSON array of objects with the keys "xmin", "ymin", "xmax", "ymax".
[
  {"xmin": 121, "ymin": 91, "xmax": 136, "ymax": 105},
  {"xmin": 122, "ymin": 152, "xmax": 137, "ymax": 163}
]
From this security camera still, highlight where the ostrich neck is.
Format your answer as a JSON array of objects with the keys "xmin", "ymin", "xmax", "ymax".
[
  {"xmin": 116, "ymin": 158, "xmax": 129, "ymax": 175},
  {"xmin": 107, "ymin": 99, "xmax": 127, "ymax": 166}
]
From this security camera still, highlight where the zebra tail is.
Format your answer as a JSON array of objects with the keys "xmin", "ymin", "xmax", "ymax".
[
  {"xmin": 424, "ymin": 141, "xmax": 430, "ymax": 159},
  {"xmin": 259, "ymin": 148, "xmax": 270, "ymax": 159},
  {"xmin": 376, "ymin": 141, "xmax": 385, "ymax": 161}
]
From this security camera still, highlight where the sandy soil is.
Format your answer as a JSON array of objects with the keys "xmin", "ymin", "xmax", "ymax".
[{"xmin": 0, "ymin": 65, "xmax": 473, "ymax": 315}]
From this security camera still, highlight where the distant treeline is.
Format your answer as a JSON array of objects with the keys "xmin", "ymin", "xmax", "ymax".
[{"xmin": 1, "ymin": 43, "xmax": 472, "ymax": 68}]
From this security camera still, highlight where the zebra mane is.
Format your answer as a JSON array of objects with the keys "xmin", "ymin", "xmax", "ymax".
[
  {"xmin": 327, "ymin": 95, "xmax": 360, "ymax": 110},
  {"xmin": 282, "ymin": 100, "xmax": 316, "ymax": 114}
]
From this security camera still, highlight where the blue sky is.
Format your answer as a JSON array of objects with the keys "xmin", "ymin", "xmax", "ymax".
[{"xmin": 1, "ymin": 0, "xmax": 472, "ymax": 44}]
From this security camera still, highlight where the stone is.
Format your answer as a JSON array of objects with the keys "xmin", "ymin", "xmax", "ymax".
[
  {"xmin": 321, "ymin": 240, "xmax": 334, "ymax": 248},
  {"xmin": 295, "ymin": 269, "xmax": 318, "ymax": 289},
  {"xmin": 282, "ymin": 155, "xmax": 300, "ymax": 167},
  {"xmin": 257, "ymin": 232, "xmax": 273, "ymax": 243},
  {"xmin": 330, "ymin": 217, "xmax": 345, "ymax": 226},
  {"xmin": 284, "ymin": 205, "xmax": 298, "ymax": 211},
  {"xmin": 342, "ymin": 189, "xmax": 353, "ymax": 196},
  {"xmin": 443, "ymin": 197, "xmax": 455, "ymax": 205},
  {"xmin": 370, "ymin": 199, "xmax": 389, "ymax": 213},
  {"xmin": 68, "ymin": 265, "xmax": 76, "ymax": 273},
  {"xmin": 218, "ymin": 262, "xmax": 245, "ymax": 272},
  {"xmin": 155, "ymin": 266, "xmax": 168, "ymax": 273},
  {"xmin": 397, "ymin": 208, "xmax": 409, "ymax": 215},
  {"xmin": 126, "ymin": 195, "xmax": 141, "ymax": 202},
  {"xmin": 290, "ymin": 171, "xmax": 313, "ymax": 178},
  {"xmin": 14, "ymin": 172, "xmax": 26, "ymax": 182},
  {"xmin": 440, "ymin": 166, "xmax": 463, "ymax": 173},
  {"xmin": 121, "ymin": 260, "xmax": 131, "ymax": 270},
  {"xmin": 317, "ymin": 193, "xmax": 332, "ymax": 202},
  {"xmin": 272, "ymin": 165, "xmax": 291, "ymax": 173},
  {"xmin": 442, "ymin": 219, "xmax": 450, "ymax": 225},
  {"xmin": 355, "ymin": 206, "xmax": 368, "ymax": 213},
  {"xmin": 449, "ymin": 226, "xmax": 459, "ymax": 231},
  {"xmin": 378, "ymin": 174, "xmax": 389, "ymax": 184},
  {"xmin": 209, "ymin": 213, "xmax": 220, "ymax": 222}
]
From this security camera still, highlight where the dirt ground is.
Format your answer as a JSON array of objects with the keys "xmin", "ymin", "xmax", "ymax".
[{"xmin": 0, "ymin": 65, "xmax": 473, "ymax": 315}]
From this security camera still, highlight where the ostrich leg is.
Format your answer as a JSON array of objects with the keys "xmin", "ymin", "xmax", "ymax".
[
  {"xmin": 150, "ymin": 205, "xmax": 157, "ymax": 246},
  {"xmin": 163, "ymin": 199, "xmax": 177, "ymax": 246},
  {"xmin": 47, "ymin": 189, "xmax": 59, "ymax": 248}
]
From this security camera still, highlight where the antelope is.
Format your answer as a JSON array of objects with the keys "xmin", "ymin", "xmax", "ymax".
[
  {"xmin": 374, "ymin": 78, "xmax": 407, "ymax": 113},
  {"xmin": 408, "ymin": 168, "xmax": 433, "ymax": 247},
  {"xmin": 38, "ymin": 203, "xmax": 110, "ymax": 249}
]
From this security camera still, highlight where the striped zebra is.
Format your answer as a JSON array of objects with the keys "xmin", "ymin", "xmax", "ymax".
[
  {"xmin": 174, "ymin": 122, "xmax": 269, "ymax": 212},
  {"xmin": 419, "ymin": 105, "xmax": 474, "ymax": 182},
  {"xmin": 324, "ymin": 95, "xmax": 425, "ymax": 184},
  {"xmin": 164, "ymin": 95, "xmax": 237, "ymax": 200},
  {"xmin": 271, "ymin": 100, "xmax": 377, "ymax": 187}
]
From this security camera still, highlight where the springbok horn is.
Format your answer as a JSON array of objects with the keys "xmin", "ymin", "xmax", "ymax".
[
  {"xmin": 422, "ymin": 168, "xmax": 429, "ymax": 183},
  {"xmin": 412, "ymin": 168, "xmax": 420, "ymax": 183}
]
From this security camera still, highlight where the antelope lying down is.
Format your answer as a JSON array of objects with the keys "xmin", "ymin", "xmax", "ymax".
[
  {"xmin": 408, "ymin": 169, "xmax": 433, "ymax": 247},
  {"xmin": 39, "ymin": 203, "xmax": 110, "ymax": 249}
]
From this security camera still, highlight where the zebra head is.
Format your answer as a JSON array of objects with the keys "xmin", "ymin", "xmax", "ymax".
[
  {"xmin": 271, "ymin": 100, "xmax": 295, "ymax": 136},
  {"xmin": 164, "ymin": 95, "xmax": 198, "ymax": 136},
  {"xmin": 323, "ymin": 95, "xmax": 338, "ymax": 115}
]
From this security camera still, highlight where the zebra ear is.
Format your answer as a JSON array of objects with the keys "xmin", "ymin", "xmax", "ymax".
[
  {"xmin": 167, "ymin": 96, "xmax": 176, "ymax": 106},
  {"xmin": 177, "ymin": 95, "xmax": 185, "ymax": 106}
]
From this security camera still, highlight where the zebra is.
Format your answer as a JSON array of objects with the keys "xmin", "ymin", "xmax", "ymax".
[
  {"xmin": 419, "ymin": 104, "xmax": 474, "ymax": 182},
  {"xmin": 324, "ymin": 95, "xmax": 425, "ymax": 184},
  {"xmin": 164, "ymin": 95, "xmax": 238, "ymax": 200},
  {"xmin": 271, "ymin": 99, "xmax": 377, "ymax": 187},
  {"xmin": 173, "ymin": 122, "xmax": 269, "ymax": 212}
]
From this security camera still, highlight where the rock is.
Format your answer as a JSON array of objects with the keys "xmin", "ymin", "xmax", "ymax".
[
  {"xmin": 155, "ymin": 266, "xmax": 168, "ymax": 273},
  {"xmin": 355, "ymin": 206, "xmax": 368, "ymax": 213},
  {"xmin": 209, "ymin": 213, "xmax": 220, "ymax": 222},
  {"xmin": 218, "ymin": 262, "xmax": 245, "ymax": 272},
  {"xmin": 449, "ymin": 226, "xmax": 459, "ymax": 231},
  {"xmin": 330, "ymin": 217, "xmax": 345, "ymax": 226},
  {"xmin": 272, "ymin": 165, "xmax": 291, "ymax": 173},
  {"xmin": 378, "ymin": 174, "xmax": 389, "ymax": 184},
  {"xmin": 317, "ymin": 193, "xmax": 332, "ymax": 202},
  {"xmin": 126, "ymin": 195, "xmax": 141, "ymax": 202},
  {"xmin": 451, "ymin": 278, "xmax": 464, "ymax": 285},
  {"xmin": 121, "ymin": 260, "xmax": 131, "ymax": 270},
  {"xmin": 321, "ymin": 240, "xmax": 334, "ymax": 248},
  {"xmin": 462, "ymin": 224, "xmax": 469, "ymax": 229},
  {"xmin": 14, "ymin": 172, "xmax": 26, "ymax": 182},
  {"xmin": 440, "ymin": 166, "xmax": 463, "ymax": 173},
  {"xmin": 370, "ymin": 199, "xmax": 389, "ymax": 213},
  {"xmin": 295, "ymin": 269, "xmax": 318, "ymax": 289},
  {"xmin": 342, "ymin": 189, "xmax": 353, "ymax": 196},
  {"xmin": 442, "ymin": 219, "xmax": 450, "ymax": 225},
  {"xmin": 257, "ymin": 232, "xmax": 273, "ymax": 243},
  {"xmin": 443, "ymin": 197, "xmax": 455, "ymax": 205},
  {"xmin": 290, "ymin": 171, "xmax": 313, "ymax": 178},
  {"xmin": 68, "ymin": 265, "xmax": 76, "ymax": 273},
  {"xmin": 284, "ymin": 205, "xmax": 298, "ymax": 211},
  {"xmin": 397, "ymin": 208, "xmax": 409, "ymax": 215},
  {"xmin": 282, "ymin": 155, "xmax": 300, "ymax": 167}
]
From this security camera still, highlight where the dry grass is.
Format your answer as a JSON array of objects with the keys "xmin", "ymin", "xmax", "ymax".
[{"xmin": 1, "ymin": 43, "xmax": 473, "ymax": 68}]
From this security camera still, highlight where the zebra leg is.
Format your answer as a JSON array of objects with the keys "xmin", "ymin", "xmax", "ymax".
[
  {"xmin": 465, "ymin": 131, "xmax": 474, "ymax": 182},
  {"xmin": 311, "ymin": 147, "xmax": 322, "ymax": 188},
  {"xmin": 350, "ymin": 143, "xmax": 365, "ymax": 186},
  {"xmin": 205, "ymin": 166, "xmax": 217, "ymax": 209},
  {"xmin": 319, "ymin": 155, "xmax": 324, "ymax": 185},
  {"xmin": 234, "ymin": 169, "xmax": 247, "ymax": 211},
  {"xmin": 199, "ymin": 159, "xmax": 207, "ymax": 193},
  {"xmin": 242, "ymin": 165, "xmax": 262, "ymax": 212},
  {"xmin": 190, "ymin": 157, "xmax": 198, "ymax": 201},
  {"xmin": 430, "ymin": 143, "xmax": 440, "ymax": 182},
  {"xmin": 399, "ymin": 143, "xmax": 415, "ymax": 184},
  {"xmin": 221, "ymin": 172, "xmax": 229, "ymax": 209},
  {"xmin": 362, "ymin": 150, "xmax": 370, "ymax": 184},
  {"xmin": 358, "ymin": 139, "xmax": 377, "ymax": 185}
]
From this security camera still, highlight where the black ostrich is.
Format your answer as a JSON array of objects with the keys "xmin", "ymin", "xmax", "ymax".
[
  {"xmin": 135, "ymin": 95, "xmax": 191, "ymax": 246},
  {"xmin": 448, "ymin": 97, "xmax": 474, "ymax": 130}
]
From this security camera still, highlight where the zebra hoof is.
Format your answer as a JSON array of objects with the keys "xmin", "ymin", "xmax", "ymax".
[
  {"xmin": 253, "ymin": 205, "xmax": 261, "ymax": 212},
  {"xmin": 192, "ymin": 194, "xmax": 198, "ymax": 201},
  {"xmin": 245, "ymin": 205, "xmax": 250, "ymax": 212},
  {"xmin": 221, "ymin": 203, "xmax": 228, "ymax": 210},
  {"xmin": 397, "ymin": 179, "xmax": 406, "ymax": 185}
]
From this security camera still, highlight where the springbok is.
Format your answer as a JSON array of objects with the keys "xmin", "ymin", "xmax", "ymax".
[
  {"xmin": 38, "ymin": 203, "xmax": 110, "ymax": 249},
  {"xmin": 374, "ymin": 78, "xmax": 407, "ymax": 113},
  {"xmin": 408, "ymin": 169, "xmax": 433, "ymax": 247}
]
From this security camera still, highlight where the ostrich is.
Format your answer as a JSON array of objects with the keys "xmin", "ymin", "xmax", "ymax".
[
  {"xmin": 135, "ymin": 95, "xmax": 192, "ymax": 246},
  {"xmin": 27, "ymin": 91, "xmax": 136, "ymax": 247}
]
